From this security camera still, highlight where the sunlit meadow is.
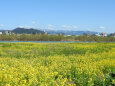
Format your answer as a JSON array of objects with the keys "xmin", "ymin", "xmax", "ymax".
[{"xmin": 0, "ymin": 43, "xmax": 115, "ymax": 86}]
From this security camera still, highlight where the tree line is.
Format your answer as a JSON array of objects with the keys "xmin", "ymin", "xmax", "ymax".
[{"xmin": 0, "ymin": 34, "xmax": 115, "ymax": 42}]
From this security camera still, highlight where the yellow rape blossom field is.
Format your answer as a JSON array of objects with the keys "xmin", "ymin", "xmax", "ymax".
[{"xmin": 0, "ymin": 42, "xmax": 115, "ymax": 86}]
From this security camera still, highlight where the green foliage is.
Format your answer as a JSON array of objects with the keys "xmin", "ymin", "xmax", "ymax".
[{"xmin": 0, "ymin": 34, "xmax": 115, "ymax": 41}]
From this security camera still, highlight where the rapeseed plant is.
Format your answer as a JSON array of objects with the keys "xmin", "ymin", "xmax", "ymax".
[{"xmin": 0, "ymin": 43, "xmax": 114, "ymax": 86}]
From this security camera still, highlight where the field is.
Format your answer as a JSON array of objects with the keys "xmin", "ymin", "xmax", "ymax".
[{"xmin": 0, "ymin": 43, "xmax": 115, "ymax": 86}]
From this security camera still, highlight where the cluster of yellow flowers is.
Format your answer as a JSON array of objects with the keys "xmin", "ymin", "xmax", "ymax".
[{"xmin": 0, "ymin": 43, "xmax": 115, "ymax": 86}]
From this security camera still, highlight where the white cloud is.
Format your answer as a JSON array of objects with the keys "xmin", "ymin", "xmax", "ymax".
[
  {"xmin": 46, "ymin": 24, "xmax": 54, "ymax": 30},
  {"xmin": 31, "ymin": 21, "xmax": 36, "ymax": 24},
  {"xmin": 87, "ymin": 28, "xmax": 91, "ymax": 31},
  {"xmin": 48, "ymin": 24, "xmax": 53, "ymax": 27},
  {"xmin": 72, "ymin": 26, "xmax": 78, "ymax": 29},
  {"xmin": 62, "ymin": 25, "xmax": 78, "ymax": 29},
  {"xmin": 0, "ymin": 24, "xmax": 5, "ymax": 27},
  {"xmin": 18, "ymin": 26, "xmax": 33, "ymax": 29},
  {"xmin": 99, "ymin": 26, "xmax": 106, "ymax": 30},
  {"xmin": 31, "ymin": 21, "xmax": 38, "ymax": 28},
  {"xmin": 0, "ymin": 24, "xmax": 5, "ymax": 29}
]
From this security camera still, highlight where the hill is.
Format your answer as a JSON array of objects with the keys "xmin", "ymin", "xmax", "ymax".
[
  {"xmin": 12, "ymin": 28, "xmax": 45, "ymax": 34},
  {"xmin": 45, "ymin": 30, "xmax": 98, "ymax": 35}
]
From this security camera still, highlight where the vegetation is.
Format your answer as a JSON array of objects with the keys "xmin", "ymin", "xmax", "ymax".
[
  {"xmin": 75, "ymin": 35, "xmax": 115, "ymax": 42},
  {"xmin": 0, "ymin": 43, "xmax": 115, "ymax": 86},
  {"xmin": 0, "ymin": 34, "xmax": 115, "ymax": 42},
  {"xmin": 12, "ymin": 28, "xmax": 45, "ymax": 34}
]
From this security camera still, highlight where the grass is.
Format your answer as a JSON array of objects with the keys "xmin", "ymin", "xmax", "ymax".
[{"xmin": 0, "ymin": 43, "xmax": 115, "ymax": 86}]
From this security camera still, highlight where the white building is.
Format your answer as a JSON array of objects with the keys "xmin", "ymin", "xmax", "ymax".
[
  {"xmin": 100, "ymin": 32, "xmax": 107, "ymax": 37},
  {"xmin": 96, "ymin": 33, "xmax": 100, "ymax": 36},
  {"xmin": 0, "ymin": 32, "xmax": 2, "ymax": 35}
]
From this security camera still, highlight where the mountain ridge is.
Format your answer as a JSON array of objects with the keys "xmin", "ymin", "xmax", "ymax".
[{"xmin": 0, "ymin": 28, "xmax": 101, "ymax": 35}]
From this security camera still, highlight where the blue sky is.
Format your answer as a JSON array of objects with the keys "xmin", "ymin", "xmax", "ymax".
[{"xmin": 0, "ymin": 0, "xmax": 115, "ymax": 33}]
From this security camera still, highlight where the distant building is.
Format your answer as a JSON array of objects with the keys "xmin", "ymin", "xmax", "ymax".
[
  {"xmin": 44, "ymin": 32, "xmax": 47, "ymax": 35},
  {"xmin": 112, "ymin": 33, "xmax": 115, "ymax": 37},
  {"xmin": 109, "ymin": 33, "xmax": 115, "ymax": 37},
  {"xmin": 0, "ymin": 32, "xmax": 2, "ymax": 35},
  {"xmin": 5, "ymin": 30, "xmax": 8, "ymax": 34},
  {"xmin": 100, "ymin": 32, "xmax": 107, "ymax": 37},
  {"xmin": 0, "ymin": 30, "xmax": 12, "ymax": 35},
  {"xmin": 96, "ymin": 33, "xmax": 101, "ymax": 36},
  {"xmin": 4, "ymin": 30, "xmax": 12, "ymax": 35}
]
